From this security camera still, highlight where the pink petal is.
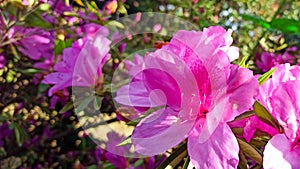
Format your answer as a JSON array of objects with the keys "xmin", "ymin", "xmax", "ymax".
[
  {"xmin": 115, "ymin": 81, "xmax": 165, "ymax": 108},
  {"xmin": 223, "ymin": 65, "xmax": 259, "ymax": 122},
  {"xmin": 263, "ymin": 134, "xmax": 300, "ymax": 169},
  {"xmin": 271, "ymin": 81, "xmax": 300, "ymax": 140},
  {"xmin": 188, "ymin": 123, "xmax": 239, "ymax": 169},
  {"xmin": 72, "ymin": 35, "xmax": 111, "ymax": 86},
  {"xmin": 131, "ymin": 107, "xmax": 194, "ymax": 156},
  {"xmin": 226, "ymin": 46, "xmax": 239, "ymax": 62}
]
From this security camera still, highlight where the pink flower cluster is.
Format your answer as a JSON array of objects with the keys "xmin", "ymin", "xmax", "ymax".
[{"xmin": 38, "ymin": 22, "xmax": 300, "ymax": 168}]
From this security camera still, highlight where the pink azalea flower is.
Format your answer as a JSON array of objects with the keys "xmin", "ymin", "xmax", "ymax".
[
  {"xmin": 9, "ymin": 26, "xmax": 54, "ymax": 60},
  {"xmin": 256, "ymin": 47, "xmax": 297, "ymax": 72},
  {"xmin": 115, "ymin": 27, "xmax": 259, "ymax": 168},
  {"xmin": 255, "ymin": 64, "xmax": 300, "ymax": 169},
  {"xmin": 42, "ymin": 26, "xmax": 111, "ymax": 96}
]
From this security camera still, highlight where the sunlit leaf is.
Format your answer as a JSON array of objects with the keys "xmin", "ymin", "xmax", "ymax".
[
  {"xmin": 117, "ymin": 0, "xmax": 127, "ymax": 14},
  {"xmin": 258, "ymin": 68, "xmax": 276, "ymax": 85},
  {"xmin": 239, "ymin": 56, "xmax": 248, "ymax": 68},
  {"xmin": 74, "ymin": 0, "xmax": 85, "ymax": 7},
  {"xmin": 117, "ymin": 135, "xmax": 132, "ymax": 146}
]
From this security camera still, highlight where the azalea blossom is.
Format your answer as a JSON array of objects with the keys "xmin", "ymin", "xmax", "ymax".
[
  {"xmin": 115, "ymin": 27, "xmax": 259, "ymax": 168},
  {"xmin": 42, "ymin": 25, "xmax": 111, "ymax": 96},
  {"xmin": 253, "ymin": 64, "xmax": 300, "ymax": 169},
  {"xmin": 8, "ymin": 26, "xmax": 54, "ymax": 60},
  {"xmin": 255, "ymin": 47, "xmax": 297, "ymax": 72}
]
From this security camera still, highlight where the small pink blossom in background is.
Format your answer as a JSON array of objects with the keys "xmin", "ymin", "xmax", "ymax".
[
  {"xmin": 135, "ymin": 12, "xmax": 142, "ymax": 22},
  {"xmin": 115, "ymin": 26, "xmax": 259, "ymax": 169},
  {"xmin": 153, "ymin": 24, "xmax": 162, "ymax": 33},
  {"xmin": 42, "ymin": 25, "xmax": 111, "ymax": 96},
  {"xmin": 255, "ymin": 47, "xmax": 297, "ymax": 72},
  {"xmin": 9, "ymin": 26, "xmax": 54, "ymax": 60}
]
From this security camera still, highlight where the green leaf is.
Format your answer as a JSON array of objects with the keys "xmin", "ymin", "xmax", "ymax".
[
  {"xmin": 117, "ymin": 0, "xmax": 127, "ymax": 14},
  {"xmin": 38, "ymin": 83, "xmax": 49, "ymax": 97},
  {"xmin": 237, "ymin": 138, "xmax": 263, "ymax": 165},
  {"xmin": 39, "ymin": 3, "xmax": 50, "ymax": 11},
  {"xmin": 117, "ymin": 136, "xmax": 132, "ymax": 146},
  {"xmin": 13, "ymin": 122, "xmax": 28, "ymax": 147},
  {"xmin": 258, "ymin": 68, "xmax": 276, "ymax": 85},
  {"xmin": 85, "ymin": 165, "xmax": 97, "ymax": 169},
  {"xmin": 54, "ymin": 39, "xmax": 73, "ymax": 56},
  {"xmin": 234, "ymin": 111, "xmax": 255, "ymax": 121},
  {"xmin": 239, "ymin": 56, "xmax": 248, "ymax": 68},
  {"xmin": 106, "ymin": 20, "xmax": 125, "ymax": 29},
  {"xmin": 270, "ymin": 18, "xmax": 300, "ymax": 34},
  {"xmin": 16, "ymin": 68, "xmax": 42, "ymax": 74},
  {"xmin": 24, "ymin": 11, "xmax": 51, "ymax": 28},
  {"xmin": 241, "ymin": 14, "xmax": 270, "ymax": 29},
  {"xmin": 93, "ymin": 96, "xmax": 103, "ymax": 110},
  {"xmin": 253, "ymin": 101, "xmax": 280, "ymax": 131},
  {"xmin": 133, "ymin": 158, "xmax": 144, "ymax": 168},
  {"xmin": 59, "ymin": 102, "xmax": 74, "ymax": 114},
  {"xmin": 182, "ymin": 156, "xmax": 190, "ymax": 169},
  {"xmin": 157, "ymin": 143, "xmax": 187, "ymax": 169},
  {"xmin": 102, "ymin": 163, "xmax": 115, "ymax": 169}
]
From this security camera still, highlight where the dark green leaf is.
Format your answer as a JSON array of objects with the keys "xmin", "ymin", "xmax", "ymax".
[
  {"xmin": 234, "ymin": 111, "xmax": 255, "ymax": 121},
  {"xmin": 253, "ymin": 101, "xmax": 280, "ymax": 131},
  {"xmin": 59, "ymin": 102, "xmax": 74, "ymax": 114},
  {"xmin": 13, "ymin": 123, "xmax": 28, "ymax": 147},
  {"xmin": 182, "ymin": 156, "xmax": 190, "ymax": 169},
  {"xmin": 237, "ymin": 138, "xmax": 263, "ymax": 165},
  {"xmin": 24, "ymin": 11, "xmax": 51, "ymax": 28}
]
